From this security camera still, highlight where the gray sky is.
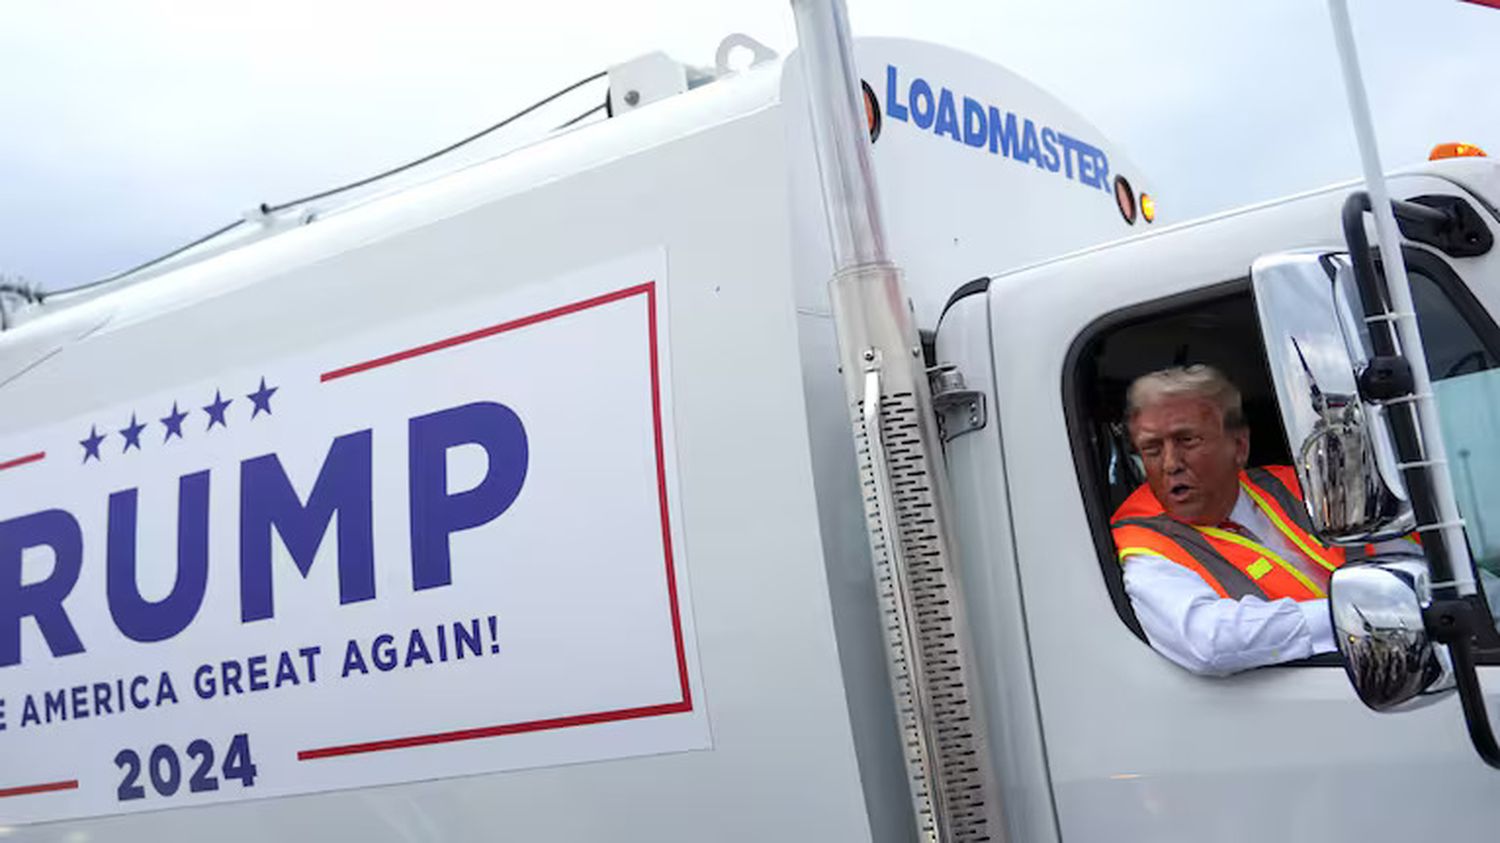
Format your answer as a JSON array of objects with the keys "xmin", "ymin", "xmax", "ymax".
[{"xmin": 3, "ymin": 0, "xmax": 1498, "ymax": 291}]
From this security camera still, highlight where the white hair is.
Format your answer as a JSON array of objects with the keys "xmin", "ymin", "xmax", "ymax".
[{"xmin": 1125, "ymin": 364, "xmax": 1245, "ymax": 430}]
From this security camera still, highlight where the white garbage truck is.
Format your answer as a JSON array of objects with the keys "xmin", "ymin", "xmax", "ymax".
[{"xmin": 3, "ymin": 4, "xmax": 1500, "ymax": 841}]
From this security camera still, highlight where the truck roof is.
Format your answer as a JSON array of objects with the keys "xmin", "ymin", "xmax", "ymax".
[{"xmin": 974, "ymin": 157, "xmax": 1500, "ymax": 297}]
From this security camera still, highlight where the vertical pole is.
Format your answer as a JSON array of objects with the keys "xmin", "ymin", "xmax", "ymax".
[
  {"xmin": 1326, "ymin": 0, "xmax": 1473, "ymax": 592},
  {"xmin": 790, "ymin": 2, "xmax": 1005, "ymax": 840}
]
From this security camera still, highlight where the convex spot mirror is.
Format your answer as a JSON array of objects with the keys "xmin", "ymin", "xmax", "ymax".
[
  {"xmin": 1329, "ymin": 558, "xmax": 1455, "ymax": 710},
  {"xmin": 1250, "ymin": 251, "xmax": 1415, "ymax": 543}
]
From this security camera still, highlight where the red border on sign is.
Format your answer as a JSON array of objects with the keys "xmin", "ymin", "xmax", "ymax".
[
  {"xmin": 0, "ymin": 779, "xmax": 78, "ymax": 799},
  {"xmin": 299, "ymin": 281, "xmax": 691, "ymax": 761},
  {"xmin": 0, "ymin": 451, "xmax": 45, "ymax": 473}
]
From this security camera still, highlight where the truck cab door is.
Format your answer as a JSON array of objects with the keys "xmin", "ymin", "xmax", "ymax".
[{"xmin": 934, "ymin": 171, "xmax": 1500, "ymax": 843}]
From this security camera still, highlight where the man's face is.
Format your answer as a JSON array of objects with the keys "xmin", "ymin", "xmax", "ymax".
[{"xmin": 1129, "ymin": 395, "xmax": 1248, "ymax": 525}]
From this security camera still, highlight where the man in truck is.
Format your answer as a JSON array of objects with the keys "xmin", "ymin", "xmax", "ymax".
[{"xmin": 1109, "ymin": 365, "xmax": 1349, "ymax": 675}]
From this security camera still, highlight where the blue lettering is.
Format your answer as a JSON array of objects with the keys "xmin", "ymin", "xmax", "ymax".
[
  {"xmin": 341, "ymin": 639, "xmax": 369, "ymax": 677},
  {"xmin": 130, "ymin": 674, "xmax": 151, "ymax": 708},
  {"xmin": 44, "ymin": 689, "xmax": 65, "ymax": 722},
  {"xmin": 373, "ymin": 633, "xmax": 398, "ymax": 671},
  {"xmin": 194, "ymin": 664, "xmax": 215, "ymax": 699},
  {"xmin": 405, "ymin": 629, "xmax": 433, "ymax": 668},
  {"xmin": 1040, "ymin": 128, "xmax": 1061, "ymax": 173},
  {"xmin": 884, "ymin": 65, "xmax": 908, "ymax": 122},
  {"xmin": 454, "ymin": 618, "xmax": 482, "ymax": 659},
  {"xmin": 883, "ymin": 66, "xmax": 1109, "ymax": 192},
  {"xmin": 961, "ymin": 97, "xmax": 986, "ymax": 148},
  {"xmin": 299, "ymin": 646, "xmax": 320, "ymax": 682},
  {"xmin": 933, "ymin": 88, "xmax": 960, "ymax": 141},
  {"xmin": 155, "ymin": 671, "xmax": 178, "ymax": 705},
  {"xmin": 21, "ymin": 695, "xmax": 38, "ymax": 727},
  {"xmin": 1020, "ymin": 119, "xmax": 1041, "ymax": 167},
  {"xmin": 1061, "ymin": 134, "xmax": 1107, "ymax": 189},
  {"xmin": 106, "ymin": 471, "xmax": 211, "ymax": 643},
  {"xmin": 909, "ymin": 78, "xmax": 935, "ymax": 129},
  {"xmin": 247, "ymin": 654, "xmax": 269, "ymax": 692},
  {"xmin": 275, "ymin": 651, "xmax": 300, "ymax": 687},
  {"xmin": 220, "ymin": 660, "xmax": 243, "ymax": 695},
  {"xmin": 0, "ymin": 509, "xmax": 84, "ymax": 667},
  {"xmin": 409, "ymin": 402, "xmax": 528, "ymax": 591},
  {"xmin": 1091, "ymin": 147, "xmax": 1111, "ymax": 191},
  {"xmin": 239, "ymin": 430, "xmax": 376, "ymax": 622},
  {"xmin": 988, "ymin": 107, "xmax": 1018, "ymax": 158},
  {"xmin": 1056, "ymin": 132, "xmax": 1080, "ymax": 180}
]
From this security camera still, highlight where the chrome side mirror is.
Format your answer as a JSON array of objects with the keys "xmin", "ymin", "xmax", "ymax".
[
  {"xmin": 1251, "ymin": 252, "xmax": 1414, "ymax": 543},
  {"xmin": 1330, "ymin": 559, "xmax": 1455, "ymax": 710}
]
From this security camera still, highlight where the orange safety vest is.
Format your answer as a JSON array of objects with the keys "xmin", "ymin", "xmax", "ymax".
[{"xmin": 1111, "ymin": 466, "xmax": 1357, "ymax": 601}]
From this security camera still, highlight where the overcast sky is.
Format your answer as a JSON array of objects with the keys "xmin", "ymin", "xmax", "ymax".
[{"xmin": 2, "ymin": 0, "xmax": 1498, "ymax": 291}]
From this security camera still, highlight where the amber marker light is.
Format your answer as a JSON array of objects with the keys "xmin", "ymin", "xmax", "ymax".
[
  {"xmin": 1430, "ymin": 142, "xmax": 1488, "ymax": 161},
  {"xmin": 861, "ymin": 79, "xmax": 881, "ymax": 143},
  {"xmin": 1114, "ymin": 176, "xmax": 1137, "ymax": 225},
  {"xmin": 1140, "ymin": 193, "xmax": 1156, "ymax": 223}
]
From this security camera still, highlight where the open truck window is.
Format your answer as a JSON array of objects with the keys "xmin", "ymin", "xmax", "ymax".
[
  {"xmin": 1065, "ymin": 249, "xmax": 1500, "ymax": 661},
  {"xmin": 1063, "ymin": 279, "xmax": 1311, "ymax": 652}
]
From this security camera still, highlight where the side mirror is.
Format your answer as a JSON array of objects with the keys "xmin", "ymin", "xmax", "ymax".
[
  {"xmin": 1254, "ymin": 202, "xmax": 1500, "ymax": 770},
  {"xmin": 1250, "ymin": 252, "xmax": 1414, "ymax": 543},
  {"xmin": 1329, "ymin": 559, "xmax": 1455, "ymax": 710}
]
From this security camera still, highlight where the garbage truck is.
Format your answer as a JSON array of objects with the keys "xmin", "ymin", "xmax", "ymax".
[{"xmin": 3, "ymin": 3, "xmax": 1500, "ymax": 841}]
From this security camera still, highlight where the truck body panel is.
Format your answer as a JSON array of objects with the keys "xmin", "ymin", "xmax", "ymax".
[{"xmin": 1, "ymin": 74, "xmax": 882, "ymax": 840}]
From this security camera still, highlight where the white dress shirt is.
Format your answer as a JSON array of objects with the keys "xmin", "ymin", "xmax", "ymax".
[{"xmin": 1122, "ymin": 490, "xmax": 1336, "ymax": 676}]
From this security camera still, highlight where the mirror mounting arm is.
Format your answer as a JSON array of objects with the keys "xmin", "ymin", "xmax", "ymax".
[
  {"xmin": 1426, "ymin": 599, "xmax": 1500, "ymax": 769},
  {"xmin": 1341, "ymin": 192, "xmax": 1461, "ymax": 589},
  {"xmin": 1401, "ymin": 196, "xmax": 1494, "ymax": 258},
  {"xmin": 1339, "ymin": 195, "xmax": 1500, "ymax": 771},
  {"xmin": 1357, "ymin": 355, "xmax": 1413, "ymax": 402},
  {"xmin": 1341, "ymin": 192, "xmax": 1401, "ymax": 356}
]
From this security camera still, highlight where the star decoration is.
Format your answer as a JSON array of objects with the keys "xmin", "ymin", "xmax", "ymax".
[
  {"xmin": 247, "ymin": 376, "xmax": 278, "ymax": 418},
  {"xmin": 80, "ymin": 425, "xmax": 106, "ymax": 463},
  {"xmin": 204, "ymin": 390, "xmax": 232, "ymax": 430},
  {"xmin": 120, "ymin": 414, "xmax": 146, "ymax": 452},
  {"xmin": 162, "ymin": 402, "xmax": 187, "ymax": 441}
]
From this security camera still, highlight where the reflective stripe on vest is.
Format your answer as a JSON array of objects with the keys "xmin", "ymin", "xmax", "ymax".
[
  {"xmin": 1241, "ymin": 467, "xmax": 1340, "ymax": 576},
  {"xmin": 1111, "ymin": 466, "xmax": 1345, "ymax": 602},
  {"xmin": 1113, "ymin": 515, "xmax": 1260, "ymax": 599},
  {"xmin": 1242, "ymin": 467, "xmax": 1383, "ymax": 561}
]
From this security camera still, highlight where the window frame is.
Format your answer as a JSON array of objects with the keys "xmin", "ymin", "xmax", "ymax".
[
  {"xmin": 1061, "ymin": 277, "xmax": 1251, "ymax": 651},
  {"xmin": 1061, "ymin": 246, "xmax": 1500, "ymax": 666},
  {"xmin": 1400, "ymin": 247, "xmax": 1500, "ymax": 371},
  {"xmin": 1399, "ymin": 247, "xmax": 1500, "ymax": 656}
]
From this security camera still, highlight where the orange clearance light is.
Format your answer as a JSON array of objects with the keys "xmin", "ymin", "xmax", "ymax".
[
  {"xmin": 1140, "ymin": 193, "xmax": 1156, "ymax": 223},
  {"xmin": 861, "ymin": 80, "xmax": 881, "ymax": 143},
  {"xmin": 1114, "ymin": 176, "xmax": 1137, "ymax": 225},
  {"xmin": 1430, "ymin": 142, "xmax": 1488, "ymax": 161}
]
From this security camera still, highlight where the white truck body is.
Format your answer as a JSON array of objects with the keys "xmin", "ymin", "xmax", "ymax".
[{"xmin": 2, "ymin": 33, "xmax": 1499, "ymax": 842}]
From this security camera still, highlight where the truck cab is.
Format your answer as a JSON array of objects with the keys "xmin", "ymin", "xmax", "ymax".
[{"xmin": 935, "ymin": 156, "xmax": 1500, "ymax": 840}]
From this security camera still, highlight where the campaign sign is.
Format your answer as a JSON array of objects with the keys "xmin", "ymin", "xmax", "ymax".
[{"xmin": 0, "ymin": 250, "xmax": 706, "ymax": 823}]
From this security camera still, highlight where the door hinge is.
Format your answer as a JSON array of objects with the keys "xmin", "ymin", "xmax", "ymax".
[{"xmin": 928, "ymin": 363, "xmax": 987, "ymax": 442}]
